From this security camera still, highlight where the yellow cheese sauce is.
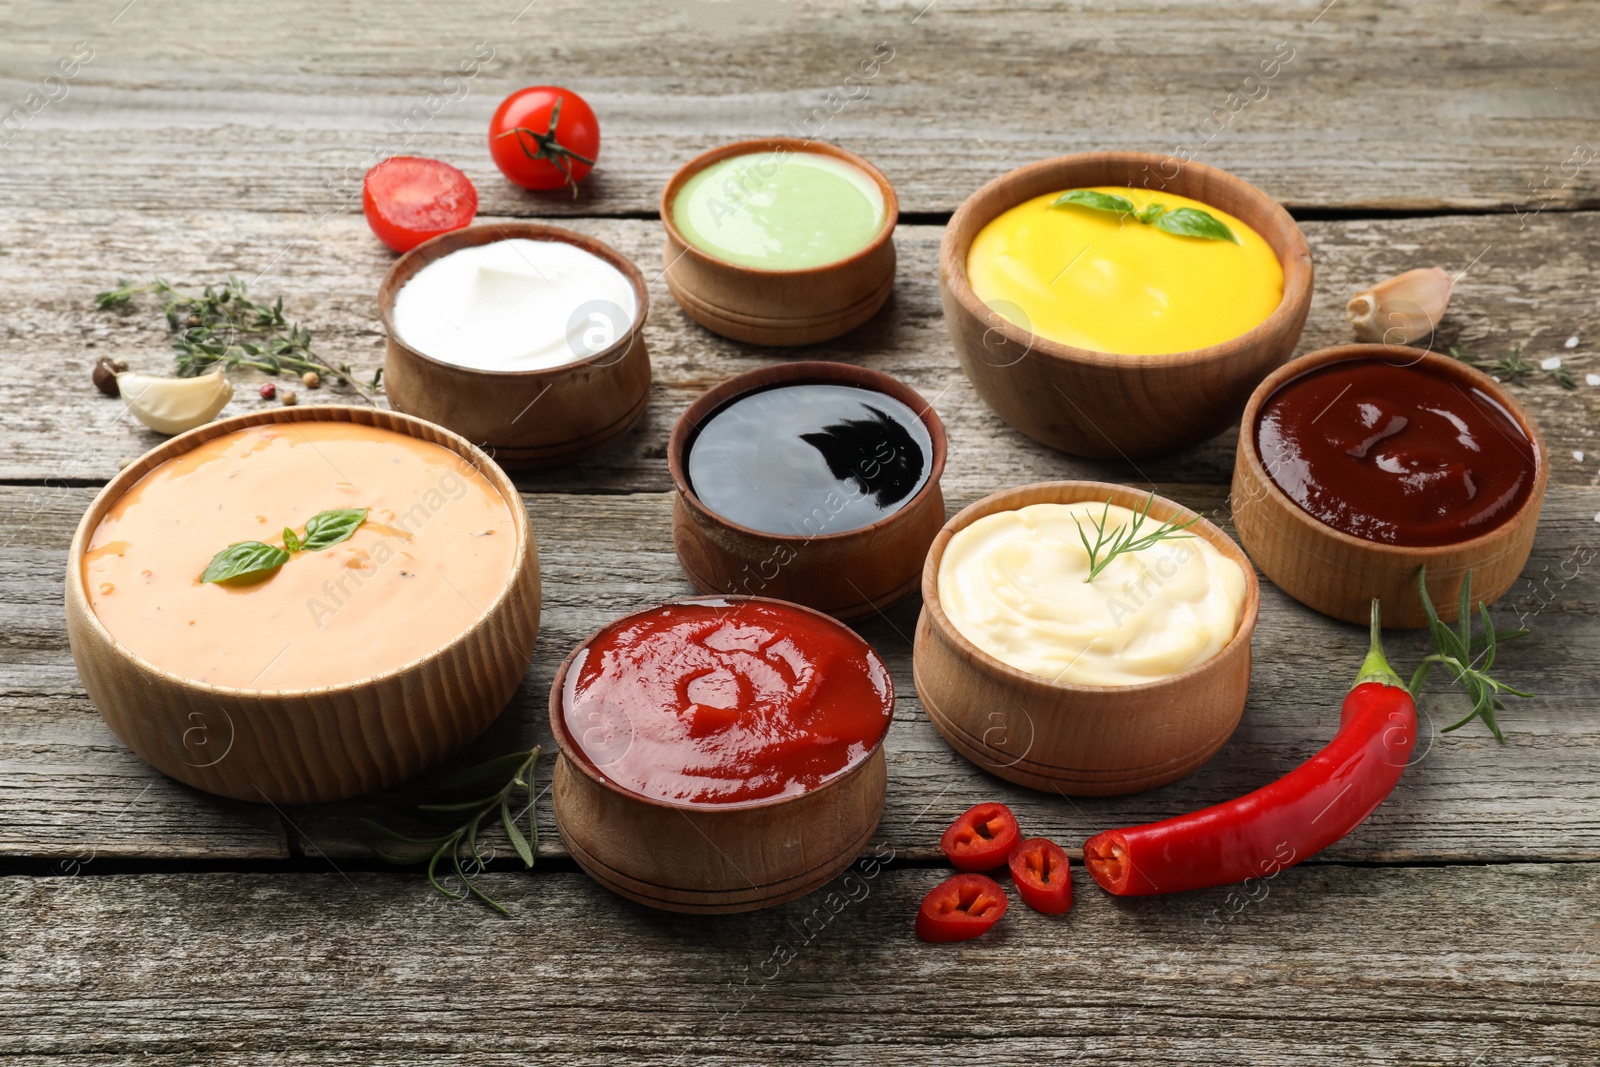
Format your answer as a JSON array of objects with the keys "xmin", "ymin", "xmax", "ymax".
[
  {"xmin": 966, "ymin": 187, "xmax": 1284, "ymax": 355},
  {"xmin": 936, "ymin": 502, "xmax": 1246, "ymax": 687},
  {"xmin": 83, "ymin": 423, "xmax": 519, "ymax": 690}
]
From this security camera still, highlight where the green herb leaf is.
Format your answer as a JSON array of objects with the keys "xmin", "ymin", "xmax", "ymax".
[
  {"xmin": 1414, "ymin": 566, "xmax": 1532, "ymax": 742},
  {"xmin": 1074, "ymin": 492, "xmax": 1200, "ymax": 583},
  {"xmin": 1053, "ymin": 189, "xmax": 1137, "ymax": 216},
  {"xmin": 282, "ymin": 527, "xmax": 300, "ymax": 552},
  {"xmin": 199, "ymin": 541, "xmax": 290, "ymax": 584},
  {"xmin": 1137, "ymin": 203, "xmax": 1167, "ymax": 225},
  {"xmin": 502, "ymin": 801, "xmax": 535, "ymax": 867},
  {"xmin": 300, "ymin": 508, "xmax": 368, "ymax": 552},
  {"xmin": 1154, "ymin": 206, "xmax": 1238, "ymax": 243}
]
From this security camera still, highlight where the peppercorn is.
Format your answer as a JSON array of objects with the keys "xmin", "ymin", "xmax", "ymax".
[
  {"xmin": 92, "ymin": 356, "xmax": 122, "ymax": 397},
  {"xmin": 302, "ymin": 371, "xmax": 321, "ymax": 389},
  {"xmin": 185, "ymin": 314, "xmax": 202, "ymax": 328},
  {"xmin": 259, "ymin": 382, "xmax": 277, "ymax": 401},
  {"xmin": 282, "ymin": 388, "xmax": 299, "ymax": 407}
]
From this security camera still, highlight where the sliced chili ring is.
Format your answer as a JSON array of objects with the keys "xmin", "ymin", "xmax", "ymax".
[
  {"xmin": 1008, "ymin": 837, "xmax": 1073, "ymax": 914},
  {"xmin": 915, "ymin": 873, "xmax": 1008, "ymax": 943},
  {"xmin": 939, "ymin": 802, "xmax": 1022, "ymax": 871}
]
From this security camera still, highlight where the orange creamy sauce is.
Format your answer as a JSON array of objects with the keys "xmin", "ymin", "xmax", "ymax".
[{"xmin": 83, "ymin": 423, "xmax": 519, "ymax": 690}]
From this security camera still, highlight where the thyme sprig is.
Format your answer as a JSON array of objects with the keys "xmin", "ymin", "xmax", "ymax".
[
  {"xmin": 1447, "ymin": 344, "xmax": 1575, "ymax": 390},
  {"xmin": 1074, "ymin": 493, "xmax": 1200, "ymax": 583},
  {"xmin": 364, "ymin": 747, "xmax": 540, "ymax": 915},
  {"xmin": 93, "ymin": 276, "xmax": 378, "ymax": 402},
  {"xmin": 1409, "ymin": 567, "xmax": 1532, "ymax": 742}
]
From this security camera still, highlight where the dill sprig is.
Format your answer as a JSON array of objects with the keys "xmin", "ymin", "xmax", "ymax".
[
  {"xmin": 1073, "ymin": 492, "xmax": 1200, "ymax": 583},
  {"xmin": 363, "ymin": 747, "xmax": 540, "ymax": 915},
  {"xmin": 1409, "ymin": 568, "xmax": 1532, "ymax": 742},
  {"xmin": 94, "ymin": 276, "xmax": 379, "ymax": 402},
  {"xmin": 1447, "ymin": 344, "xmax": 1575, "ymax": 390}
]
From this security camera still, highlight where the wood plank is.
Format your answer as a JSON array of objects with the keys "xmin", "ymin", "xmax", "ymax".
[
  {"xmin": 3, "ymin": 1, "xmax": 1598, "ymax": 216},
  {"xmin": 5, "ymin": 483, "xmax": 1598, "ymax": 864},
  {"xmin": 2, "ymin": 210, "xmax": 1598, "ymax": 492},
  {"xmin": 2, "ymin": 864, "xmax": 1596, "ymax": 1062}
]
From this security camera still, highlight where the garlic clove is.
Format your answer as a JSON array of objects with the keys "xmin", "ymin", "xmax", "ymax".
[
  {"xmin": 1346, "ymin": 266, "xmax": 1455, "ymax": 344},
  {"xmin": 116, "ymin": 368, "xmax": 234, "ymax": 435}
]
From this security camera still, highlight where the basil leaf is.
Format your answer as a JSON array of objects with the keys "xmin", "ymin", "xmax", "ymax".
[
  {"xmin": 300, "ymin": 508, "xmax": 368, "ymax": 552},
  {"xmin": 1137, "ymin": 203, "xmax": 1166, "ymax": 225},
  {"xmin": 200, "ymin": 541, "xmax": 290, "ymax": 584},
  {"xmin": 282, "ymin": 526, "xmax": 300, "ymax": 552},
  {"xmin": 1052, "ymin": 189, "xmax": 1137, "ymax": 216},
  {"xmin": 1153, "ymin": 207, "xmax": 1238, "ymax": 243}
]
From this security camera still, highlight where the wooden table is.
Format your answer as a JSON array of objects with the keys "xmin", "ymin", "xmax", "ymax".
[{"xmin": 4, "ymin": 2, "xmax": 1598, "ymax": 1061}]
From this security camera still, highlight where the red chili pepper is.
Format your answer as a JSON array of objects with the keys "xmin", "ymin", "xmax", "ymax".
[
  {"xmin": 1008, "ymin": 837, "xmax": 1073, "ymax": 914},
  {"xmin": 939, "ymin": 802, "xmax": 1022, "ymax": 871},
  {"xmin": 915, "ymin": 873, "xmax": 1009, "ymax": 942},
  {"xmin": 1083, "ymin": 600, "xmax": 1416, "ymax": 896}
]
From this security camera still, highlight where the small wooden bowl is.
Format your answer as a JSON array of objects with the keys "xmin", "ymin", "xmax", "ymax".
[
  {"xmin": 913, "ymin": 481, "xmax": 1260, "ymax": 796},
  {"xmin": 380, "ymin": 222, "xmax": 652, "ymax": 468},
  {"xmin": 940, "ymin": 152, "xmax": 1314, "ymax": 459},
  {"xmin": 64, "ymin": 405, "xmax": 542, "ymax": 805},
  {"xmin": 548, "ymin": 596, "xmax": 892, "ymax": 914},
  {"xmin": 1231, "ymin": 344, "xmax": 1547, "ymax": 628},
  {"xmin": 659, "ymin": 138, "xmax": 898, "ymax": 346},
  {"xmin": 667, "ymin": 361, "xmax": 947, "ymax": 619}
]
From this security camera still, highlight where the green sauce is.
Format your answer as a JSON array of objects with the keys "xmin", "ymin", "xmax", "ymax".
[{"xmin": 672, "ymin": 150, "xmax": 886, "ymax": 271}]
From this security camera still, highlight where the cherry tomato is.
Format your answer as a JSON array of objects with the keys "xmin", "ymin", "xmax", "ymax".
[
  {"xmin": 939, "ymin": 802, "xmax": 1022, "ymax": 871},
  {"xmin": 1008, "ymin": 837, "xmax": 1073, "ymax": 915},
  {"xmin": 362, "ymin": 157, "xmax": 477, "ymax": 253},
  {"xmin": 915, "ymin": 873, "xmax": 1008, "ymax": 943},
  {"xmin": 488, "ymin": 86, "xmax": 600, "ymax": 191}
]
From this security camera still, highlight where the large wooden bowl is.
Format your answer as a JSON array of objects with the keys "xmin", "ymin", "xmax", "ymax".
[
  {"xmin": 940, "ymin": 152, "xmax": 1314, "ymax": 459},
  {"xmin": 380, "ymin": 222, "xmax": 651, "ymax": 468},
  {"xmin": 549, "ymin": 596, "xmax": 892, "ymax": 913},
  {"xmin": 660, "ymin": 138, "xmax": 898, "ymax": 346},
  {"xmin": 667, "ymin": 361, "xmax": 947, "ymax": 619},
  {"xmin": 1232, "ymin": 344, "xmax": 1547, "ymax": 628},
  {"xmin": 64, "ymin": 406, "xmax": 542, "ymax": 805},
  {"xmin": 914, "ymin": 481, "xmax": 1260, "ymax": 795}
]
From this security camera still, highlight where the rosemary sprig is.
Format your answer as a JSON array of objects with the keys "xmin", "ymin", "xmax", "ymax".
[
  {"xmin": 363, "ymin": 747, "xmax": 540, "ymax": 915},
  {"xmin": 1408, "ymin": 567, "xmax": 1532, "ymax": 743},
  {"xmin": 1447, "ymin": 344, "xmax": 1575, "ymax": 390},
  {"xmin": 93, "ymin": 276, "xmax": 378, "ymax": 402},
  {"xmin": 1073, "ymin": 493, "xmax": 1200, "ymax": 583}
]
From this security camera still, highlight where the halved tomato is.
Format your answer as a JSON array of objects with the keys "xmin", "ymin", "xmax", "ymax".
[{"xmin": 362, "ymin": 156, "xmax": 477, "ymax": 253}]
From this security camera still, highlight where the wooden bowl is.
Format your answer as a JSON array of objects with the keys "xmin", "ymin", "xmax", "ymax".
[
  {"xmin": 659, "ymin": 138, "xmax": 898, "ymax": 346},
  {"xmin": 1231, "ymin": 344, "xmax": 1547, "ymax": 628},
  {"xmin": 913, "ymin": 481, "xmax": 1260, "ymax": 795},
  {"xmin": 380, "ymin": 222, "xmax": 651, "ymax": 468},
  {"xmin": 548, "ymin": 596, "xmax": 892, "ymax": 914},
  {"xmin": 667, "ymin": 361, "xmax": 947, "ymax": 619},
  {"xmin": 64, "ymin": 405, "xmax": 542, "ymax": 805},
  {"xmin": 940, "ymin": 152, "xmax": 1314, "ymax": 459}
]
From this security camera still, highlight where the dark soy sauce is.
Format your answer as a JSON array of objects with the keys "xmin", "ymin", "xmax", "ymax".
[{"xmin": 686, "ymin": 383, "xmax": 932, "ymax": 537}]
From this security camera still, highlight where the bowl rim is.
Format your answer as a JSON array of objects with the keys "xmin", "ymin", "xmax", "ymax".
[
  {"xmin": 66, "ymin": 404, "xmax": 535, "ymax": 699},
  {"xmin": 377, "ymin": 221, "xmax": 650, "ymax": 380},
  {"xmin": 666, "ymin": 360, "xmax": 948, "ymax": 545},
  {"xmin": 940, "ymin": 150, "xmax": 1314, "ymax": 367},
  {"xmin": 659, "ymin": 137, "xmax": 900, "ymax": 278},
  {"xmin": 1235, "ymin": 342, "xmax": 1549, "ymax": 558},
  {"xmin": 547, "ymin": 594, "xmax": 895, "ymax": 813},
  {"xmin": 919, "ymin": 480, "xmax": 1261, "ymax": 696}
]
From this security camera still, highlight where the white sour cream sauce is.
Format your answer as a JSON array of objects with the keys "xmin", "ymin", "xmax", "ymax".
[
  {"xmin": 937, "ymin": 502, "xmax": 1247, "ymax": 687},
  {"xmin": 392, "ymin": 238, "xmax": 638, "ymax": 372}
]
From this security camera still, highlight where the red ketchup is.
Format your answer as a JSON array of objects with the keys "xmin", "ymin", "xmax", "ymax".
[
  {"xmin": 1256, "ymin": 359, "xmax": 1538, "ymax": 547},
  {"xmin": 561, "ymin": 599, "xmax": 893, "ymax": 806}
]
